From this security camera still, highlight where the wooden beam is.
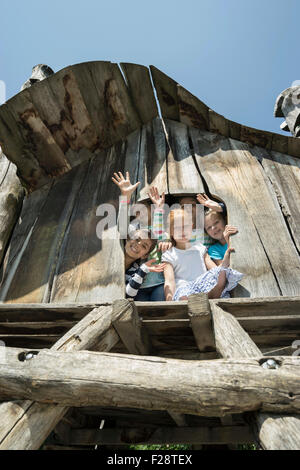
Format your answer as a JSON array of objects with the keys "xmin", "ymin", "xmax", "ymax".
[
  {"xmin": 0, "ymin": 305, "xmax": 121, "ymax": 450},
  {"xmin": 188, "ymin": 294, "xmax": 216, "ymax": 352},
  {"xmin": 112, "ymin": 299, "xmax": 152, "ymax": 355},
  {"xmin": 211, "ymin": 303, "xmax": 261, "ymax": 358},
  {"xmin": 68, "ymin": 425, "xmax": 253, "ymax": 446},
  {"xmin": 211, "ymin": 302, "xmax": 300, "ymax": 450},
  {"xmin": 0, "ymin": 348, "xmax": 299, "ymax": 416}
]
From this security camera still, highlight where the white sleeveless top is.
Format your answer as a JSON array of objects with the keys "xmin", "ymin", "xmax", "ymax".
[{"xmin": 162, "ymin": 243, "xmax": 207, "ymax": 289}]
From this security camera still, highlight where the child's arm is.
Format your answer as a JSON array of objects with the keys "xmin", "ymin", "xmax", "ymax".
[
  {"xmin": 148, "ymin": 187, "xmax": 172, "ymax": 252},
  {"xmin": 163, "ymin": 263, "xmax": 176, "ymax": 301},
  {"xmin": 126, "ymin": 259, "xmax": 166, "ymax": 298},
  {"xmin": 112, "ymin": 171, "xmax": 140, "ymax": 238},
  {"xmin": 196, "ymin": 193, "xmax": 225, "ymax": 214}
]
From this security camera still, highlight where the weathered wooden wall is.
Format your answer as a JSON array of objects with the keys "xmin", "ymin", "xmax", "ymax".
[
  {"xmin": 0, "ymin": 62, "xmax": 299, "ymax": 302},
  {"xmin": 0, "ymin": 151, "xmax": 24, "ymax": 266}
]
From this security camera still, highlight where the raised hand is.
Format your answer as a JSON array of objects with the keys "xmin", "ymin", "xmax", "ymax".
[
  {"xmin": 148, "ymin": 187, "xmax": 165, "ymax": 209},
  {"xmin": 221, "ymin": 247, "xmax": 235, "ymax": 268},
  {"xmin": 158, "ymin": 241, "xmax": 173, "ymax": 252},
  {"xmin": 196, "ymin": 193, "xmax": 223, "ymax": 212},
  {"xmin": 145, "ymin": 259, "xmax": 167, "ymax": 272},
  {"xmin": 223, "ymin": 225, "xmax": 238, "ymax": 245},
  {"xmin": 112, "ymin": 171, "xmax": 140, "ymax": 198}
]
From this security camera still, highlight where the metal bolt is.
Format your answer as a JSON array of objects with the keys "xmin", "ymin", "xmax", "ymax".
[{"xmin": 261, "ymin": 359, "xmax": 280, "ymax": 370}]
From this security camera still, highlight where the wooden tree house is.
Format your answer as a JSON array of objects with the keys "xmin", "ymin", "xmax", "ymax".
[{"xmin": 0, "ymin": 62, "xmax": 299, "ymax": 450}]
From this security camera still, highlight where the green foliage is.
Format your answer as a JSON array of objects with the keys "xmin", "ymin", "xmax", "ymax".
[{"xmin": 128, "ymin": 444, "xmax": 192, "ymax": 450}]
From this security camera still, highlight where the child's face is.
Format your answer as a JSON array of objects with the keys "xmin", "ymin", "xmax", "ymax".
[
  {"xmin": 172, "ymin": 217, "xmax": 194, "ymax": 243},
  {"xmin": 204, "ymin": 213, "xmax": 226, "ymax": 240},
  {"xmin": 125, "ymin": 231, "xmax": 153, "ymax": 260},
  {"xmin": 179, "ymin": 197, "xmax": 197, "ymax": 222}
]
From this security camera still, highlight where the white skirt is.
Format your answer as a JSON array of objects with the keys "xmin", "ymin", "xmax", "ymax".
[{"xmin": 173, "ymin": 266, "xmax": 244, "ymax": 301}]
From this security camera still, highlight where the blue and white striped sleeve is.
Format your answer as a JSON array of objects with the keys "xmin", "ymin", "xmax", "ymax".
[{"xmin": 126, "ymin": 263, "xmax": 150, "ymax": 298}]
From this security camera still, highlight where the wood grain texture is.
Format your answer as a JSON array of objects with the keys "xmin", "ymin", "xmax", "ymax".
[
  {"xmin": 1, "ymin": 164, "xmax": 88, "ymax": 303},
  {"xmin": 190, "ymin": 127, "xmax": 299, "ymax": 297},
  {"xmin": 165, "ymin": 119, "xmax": 204, "ymax": 195},
  {"xmin": 0, "ymin": 152, "xmax": 24, "ymax": 266},
  {"xmin": 0, "ymin": 305, "xmax": 122, "ymax": 450},
  {"xmin": 136, "ymin": 117, "xmax": 168, "ymax": 201},
  {"xmin": 212, "ymin": 302, "xmax": 300, "ymax": 450},
  {"xmin": 0, "ymin": 349, "xmax": 299, "ymax": 416},
  {"xmin": 150, "ymin": 66, "xmax": 179, "ymax": 121},
  {"xmin": 50, "ymin": 149, "xmax": 125, "ymax": 303},
  {"xmin": 252, "ymin": 146, "xmax": 300, "ymax": 252},
  {"xmin": 120, "ymin": 63, "xmax": 158, "ymax": 124}
]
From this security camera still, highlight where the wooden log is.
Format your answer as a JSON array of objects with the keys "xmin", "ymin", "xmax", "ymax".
[
  {"xmin": 0, "ymin": 151, "xmax": 24, "ymax": 266},
  {"xmin": 211, "ymin": 302, "xmax": 300, "ymax": 450},
  {"xmin": 0, "ymin": 349, "xmax": 299, "ymax": 416},
  {"xmin": 69, "ymin": 425, "xmax": 253, "ymax": 446},
  {"xmin": 112, "ymin": 299, "xmax": 152, "ymax": 355},
  {"xmin": 211, "ymin": 303, "xmax": 261, "ymax": 358},
  {"xmin": 0, "ymin": 305, "xmax": 122, "ymax": 450},
  {"xmin": 188, "ymin": 294, "xmax": 216, "ymax": 352}
]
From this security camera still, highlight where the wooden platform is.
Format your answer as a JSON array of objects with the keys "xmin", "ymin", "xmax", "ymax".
[{"xmin": 0, "ymin": 295, "xmax": 299, "ymax": 450}]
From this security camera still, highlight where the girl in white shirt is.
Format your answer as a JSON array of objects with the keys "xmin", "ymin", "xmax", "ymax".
[{"xmin": 162, "ymin": 208, "xmax": 243, "ymax": 301}]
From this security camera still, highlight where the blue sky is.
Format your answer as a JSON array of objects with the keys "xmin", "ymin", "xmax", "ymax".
[{"xmin": 1, "ymin": 0, "xmax": 299, "ymax": 135}]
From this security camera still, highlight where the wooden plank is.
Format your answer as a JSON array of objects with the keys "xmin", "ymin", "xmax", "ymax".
[
  {"xmin": 208, "ymin": 110, "xmax": 229, "ymax": 137},
  {"xmin": 136, "ymin": 301, "xmax": 188, "ymax": 320},
  {"xmin": 253, "ymin": 147, "xmax": 300, "ymax": 252},
  {"xmin": 0, "ymin": 102, "xmax": 50, "ymax": 190},
  {"xmin": 0, "ymin": 183, "xmax": 52, "ymax": 301},
  {"xmin": 27, "ymin": 67, "xmax": 99, "ymax": 168},
  {"xmin": 50, "ymin": 148, "xmax": 125, "ymax": 303},
  {"xmin": 0, "ymin": 152, "xmax": 24, "ymax": 266},
  {"xmin": 212, "ymin": 302, "xmax": 300, "ymax": 450},
  {"xmin": 112, "ymin": 299, "xmax": 152, "ymax": 355},
  {"xmin": 2, "ymin": 163, "xmax": 88, "ymax": 303},
  {"xmin": 4, "ymin": 88, "xmax": 72, "ymax": 176},
  {"xmin": 0, "ymin": 305, "xmax": 122, "ymax": 450},
  {"xmin": 0, "ymin": 349, "xmax": 299, "ymax": 416},
  {"xmin": 188, "ymin": 294, "xmax": 215, "ymax": 352},
  {"xmin": 165, "ymin": 119, "xmax": 205, "ymax": 195},
  {"xmin": 136, "ymin": 117, "xmax": 168, "ymax": 201},
  {"xmin": 69, "ymin": 425, "xmax": 253, "ymax": 446},
  {"xmin": 177, "ymin": 85, "xmax": 209, "ymax": 130},
  {"xmin": 190, "ymin": 127, "xmax": 289, "ymax": 297},
  {"xmin": 211, "ymin": 303, "xmax": 261, "ymax": 358},
  {"xmin": 76, "ymin": 61, "xmax": 141, "ymax": 144},
  {"xmin": 142, "ymin": 319, "xmax": 191, "ymax": 336},
  {"xmin": 228, "ymin": 138, "xmax": 300, "ymax": 296},
  {"xmin": 0, "ymin": 303, "xmax": 103, "ymax": 322},
  {"xmin": 215, "ymin": 296, "xmax": 300, "ymax": 317},
  {"xmin": 0, "ymin": 321, "xmax": 75, "ymax": 335},
  {"xmin": 120, "ymin": 63, "xmax": 158, "ymax": 124},
  {"xmin": 149, "ymin": 66, "xmax": 179, "ymax": 121}
]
